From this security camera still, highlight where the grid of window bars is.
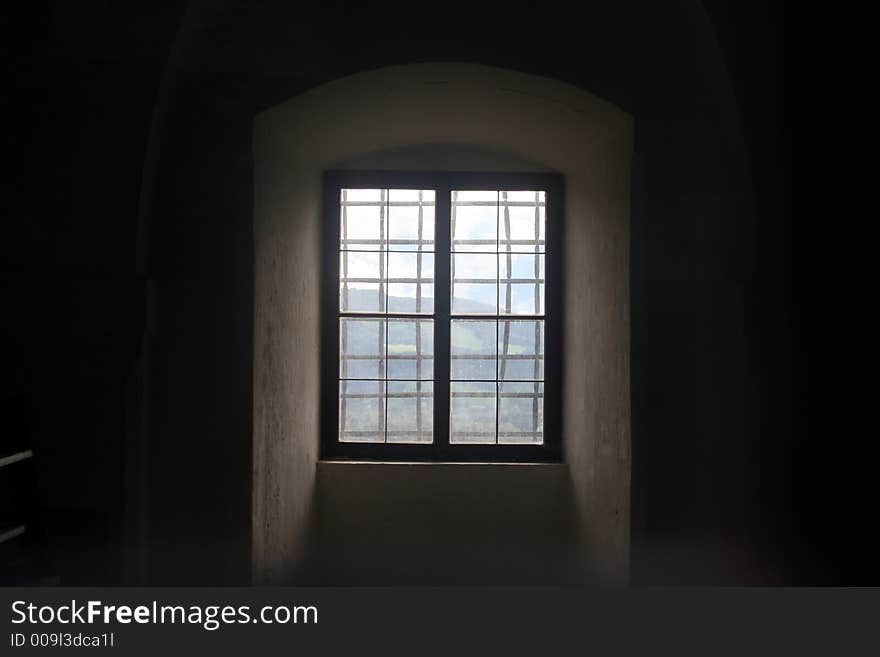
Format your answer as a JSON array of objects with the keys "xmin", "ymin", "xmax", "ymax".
[
  {"xmin": 336, "ymin": 188, "xmax": 545, "ymax": 446},
  {"xmin": 450, "ymin": 190, "xmax": 545, "ymax": 444},
  {"xmin": 338, "ymin": 189, "xmax": 435, "ymax": 443}
]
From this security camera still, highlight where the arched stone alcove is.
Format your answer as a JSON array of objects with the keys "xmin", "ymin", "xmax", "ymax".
[{"xmin": 253, "ymin": 63, "xmax": 632, "ymax": 584}]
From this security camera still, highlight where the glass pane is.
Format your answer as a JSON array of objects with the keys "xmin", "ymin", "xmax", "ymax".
[
  {"xmin": 339, "ymin": 318, "xmax": 385, "ymax": 379},
  {"xmin": 387, "ymin": 252, "xmax": 434, "ymax": 314},
  {"xmin": 452, "ymin": 190, "xmax": 497, "ymax": 252},
  {"xmin": 339, "ymin": 380, "xmax": 384, "ymax": 443},
  {"xmin": 388, "ymin": 189, "xmax": 435, "ymax": 252},
  {"xmin": 450, "ymin": 381, "xmax": 496, "ymax": 444},
  {"xmin": 387, "ymin": 381, "xmax": 433, "ymax": 443},
  {"xmin": 451, "ymin": 320, "xmax": 496, "ymax": 380},
  {"xmin": 387, "ymin": 319, "xmax": 433, "ymax": 380},
  {"xmin": 452, "ymin": 253, "xmax": 496, "ymax": 314},
  {"xmin": 499, "ymin": 190, "xmax": 545, "ymax": 253},
  {"xmin": 340, "ymin": 189, "xmax": 385, "ymax": 251},
  {"xmin": 498, "ymin": 320, "xmax": 544, "ymax": 381},
  {"xmin": 498, "ymin": 382, "xmax": 543, "ymax": 444},
  {"xmin": 499, "ymin": 253, "xmax": 544, "ymax": 315},
  {"xmin": 340, "ymin": 251, "xmax": 385, "ymax": 312}
]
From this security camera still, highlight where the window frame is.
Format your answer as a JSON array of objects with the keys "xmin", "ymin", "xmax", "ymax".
[{"xmin": 321, "ymin": 170, "xmax": 563, "ymax": 462}]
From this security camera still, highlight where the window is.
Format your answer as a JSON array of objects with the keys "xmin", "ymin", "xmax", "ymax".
[{"xmin": 321, "ymin": 171, "xmax": 562, "ymax": 461}]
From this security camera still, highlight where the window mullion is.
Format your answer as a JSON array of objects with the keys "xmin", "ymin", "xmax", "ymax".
[{"xmin": 434, "ymin": 185, "xmax": 452, "ymax": 458}]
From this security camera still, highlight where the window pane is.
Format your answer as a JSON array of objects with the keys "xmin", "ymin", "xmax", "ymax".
[
  {"xmin": 498, "ymin": 382, "xmax": 543, "ymax": 444},
  {"xmin": 452, "ymin": 253, "xmax": 497, "ymax": 314},
  {"xmin": 450, "ymin": 381, "xmax": 496, "ymax": 444},
  {"xmin": 498, "ymin": 320, "xmax": 544, "ymax": 381},
  {"xmin": 340, "ymin": 318, "xmax": 385, "ymax": 379},
  {"xmin": 388, "ymin": 189, "xmax": 435, "ymax": 252},
  {"xmin": 340, "ymin": 189, "xmax": 385, "ymax": 250},
  {"xmin": 387, "ymin": 252, "xmax": 434, "ymax": 314},
  {"xmin": 387, "ymin": 319, "xmax": 433, "ymax": 380},
  {"xmin": 451, "ymin": 319, "xmax": 496, "ymax": 380},
  {"xmin": 339, "ymin": 380, "xmax": 384, "ymax": 442},
  {"xmin": 499, "ymin": 253, "xmax": 544, "ymax": 315},
  {"xmin": 340, "ymin": 251, "xmax": 385, "ymax": 312},
  {"xmin": 387, "ymin": 381, "xmax": 433, "ymax": 443},
  {"xmin": 337, "ymin": 185, "xmax": 552, "ymax": 451},
  {"xmin": 499, "ymin": 190, "xmax": 545, "ymax": 253},
  {"xmin": 452, "ymin": 190, "xmax": 497, "ymax": 252}
]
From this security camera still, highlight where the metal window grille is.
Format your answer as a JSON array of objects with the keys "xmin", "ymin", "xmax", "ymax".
[
  {"xmin": 323, "ymin": 172, "xmax": 560, "ymax": 461},
  {"xmin": 450, "ymin": 191, "xmax": 545, "ymax": 444},
  {"xmin": 339, "ymin": 189, "xmax": 435, "ymax": 443}
]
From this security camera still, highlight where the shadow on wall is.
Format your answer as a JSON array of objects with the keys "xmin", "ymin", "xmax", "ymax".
[{"xmin": 310, "ymin": 463, "xmax": 586, "ymax": 585}]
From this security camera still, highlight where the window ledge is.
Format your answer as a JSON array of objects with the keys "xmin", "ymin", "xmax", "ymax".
[{"xmin": 318, "ymin": 460, "xmax": 565, "ymax": 468}]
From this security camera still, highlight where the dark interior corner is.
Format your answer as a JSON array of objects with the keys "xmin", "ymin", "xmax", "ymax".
[{"xmin": 2, "ymin": 0, "xmax": 869, "ymax": 586}]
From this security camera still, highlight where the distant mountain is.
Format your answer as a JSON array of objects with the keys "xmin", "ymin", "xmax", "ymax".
[
  {"xmin": 340, "ymin": 289, "xmax": 541, "ymax": 373},
  {"xmin": 343, "ymin": 288, "xmax": 496, "ymax": 314},
  {"xmin": 451, "ymin": 297, "xmax": 496, "ymax": 314}
]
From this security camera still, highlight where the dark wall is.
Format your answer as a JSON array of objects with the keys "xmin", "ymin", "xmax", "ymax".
[
  {"xmin": 6, "ymin": 0, "xmax": 843, "ymax": 584},
  {"xmin": 5, "ymin": 1, "xmax": 183, "ymax": 583}
]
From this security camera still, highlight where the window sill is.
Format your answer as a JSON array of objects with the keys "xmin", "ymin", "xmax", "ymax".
[{"xmin": 318, "ymin": 460, "xmax": 565, "ymax": 468}]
